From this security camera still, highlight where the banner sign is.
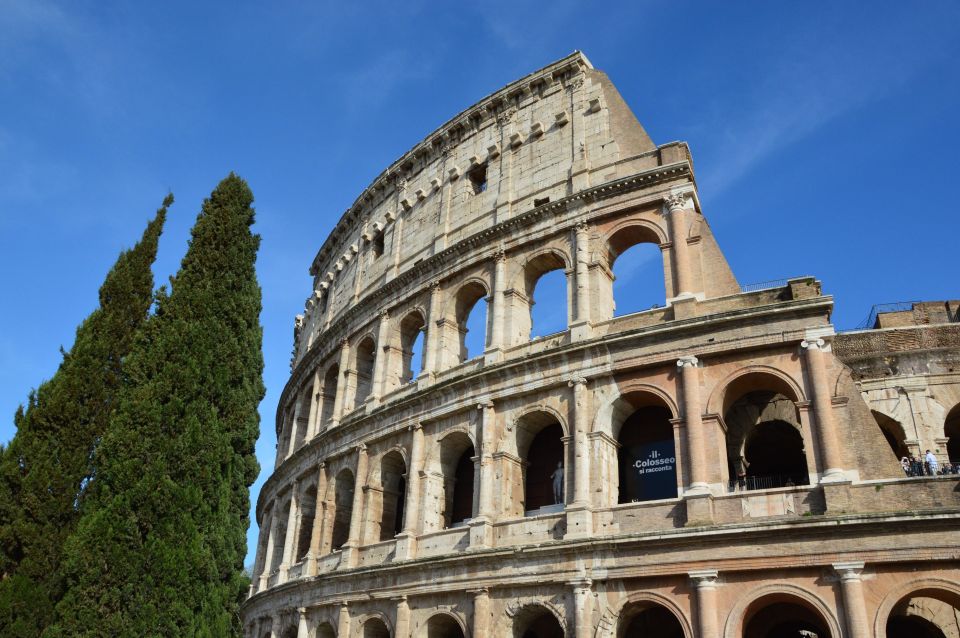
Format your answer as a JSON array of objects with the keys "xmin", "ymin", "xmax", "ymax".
[{"xmin": 621, "ymin": 438, "xmax": 677, "ymax": 502}]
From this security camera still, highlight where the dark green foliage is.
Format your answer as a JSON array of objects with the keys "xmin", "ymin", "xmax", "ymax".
[
  {"xmin": 0, "ymin": 200, "xmax": 169, "ymax": 637},
  {"xmin": 50, "ymin": 174, "xmax": 264, "ymax": 637}
]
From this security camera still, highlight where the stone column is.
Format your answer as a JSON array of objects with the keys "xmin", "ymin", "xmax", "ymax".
[
  {"xmin": 260, "ymin": 506, "xmax": 279, "ymax": 589},
  {"xmin": 488, "ymin": 250, "xmax": 507, "ymax": 356},
  {"xmin": 566, "ymin": 377, "xmax": 593, "ymax": 538},
  {"xmin": 343, "ymin": 444, "xmax": 368, "ymax": 567},
  {"xmin": 470, "ymin": 402, "xmax": 496, "ymax": 548},
  {"xmin": 801, "ymin": 337, "xmax": 846, "ymax": 480},
  {"xmin": 250, "ymin": 510, "xmax": 271, "ymax": 594},
  {"xmin": 689, "ymin": 570, "xmax": 720, "ymax": 638},
  {"xmin": 570, "ymin": 578, "xmax": 593, "ymax": 638},
  {"xmin": 371, "ymin": 310, "xmax": 390, "ymax": 402},
  {"xmin": 270, "ymin": 615, "xmax": 281, "ymax": 638},
  {"xmin": 332, "ymin": 339, "xmax": 351, "ymax": 425},
  {"xmin": 665, "ymin": 192, "xmax": 694, "ymax": 298},
  {"xmin": 337, "ymin": 602, "xmax": 351, "ymax": 638},
  {"xmin": 834, "ymin": 562, "xmax": 868, "ymax": 638},
  {"xmin": 573, "ymin": 222, "xmax": 591, "ymax": 326},
  {"xmin": 677, "ymin": 356, "xmax": 709, "ymax": 493},
  {"xmin": 471, "ymin": 588, "xmax": 490, "ymax": 638},
  {"xmin": 279, "ymin": 482, "xmax": 300, "ymax": 580},
  {"xmin": 425, "ymin": 280, "xmax": 442, "ymax": 377},
  {"xmin": 394, "ymin": 596, "xmax": 411, "ymax": 638},
  {"xmin": 297, "ymin": 607, "xmax": 309, "ymax": 638},
  {"xmin": 307, "ymin": 462, "xmax": 327, "ymax": 576},
  {"xmin": 396, "ymin": 423, "xmax": 425, "ymax": 560}
]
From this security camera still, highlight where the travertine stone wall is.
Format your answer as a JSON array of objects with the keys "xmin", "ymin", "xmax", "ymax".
[{"xmin": 243, "ymin": 53, "xmax": 960, "ymax": 638}]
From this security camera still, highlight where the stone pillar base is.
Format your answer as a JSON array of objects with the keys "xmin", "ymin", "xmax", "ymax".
[
  {"xmin": 305, "ymin": 553, "xmax": 318, "ymax": 577},
  {"xmin": 483, "ymin": 349, "xmax": 503, "ymax": 365},
  {"xmin": 569, "ymin": 321, "xmax": 593, "ymax": 342},
  {"xmin": 669, "ymin": 295, "xmax": 700, "ymax": 319},
  {"xmin": 819, "ymin": 468, "xmax": 848, "ymax": 483},
  {"xmin": 339, "ymin": 544, "xmax": 359, "ymax": 569},
  {"xmin": 685, "ymin": 492, "xmax": 715, "ymax": 527},
  {"xmin": 469, "ymin": 518, "xmax": 494, "ymax": 549},
  {"xmin": 394, "ymin": 531, "xmax": 417, "ymax": 561},
  {"xmin": 564, "ymin": 504, "xmax": 593, "ymax": 539}
]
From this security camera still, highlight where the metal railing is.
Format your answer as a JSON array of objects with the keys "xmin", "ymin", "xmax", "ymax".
[
  {"xmin": 727, "ymin": 473, "xmax": 809, "ymax": 492},
  {"xmin": 854, "ymin": 301, "xmax": 919, "ymax": 330},
  {"xmin": 739, "ymin": 278, "xmax": 789, "ymax": 293}
]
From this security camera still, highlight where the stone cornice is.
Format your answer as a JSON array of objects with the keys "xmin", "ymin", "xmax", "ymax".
[
  {"xmin": 309, "ymin": 51, "xmax": 593, "ymax": 278},
  {"xmin": 281, "ymin": 160, "xmax": 694, "ymax": 429}
]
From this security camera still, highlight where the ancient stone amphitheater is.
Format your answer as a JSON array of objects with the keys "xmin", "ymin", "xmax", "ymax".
[{"xmin": 241, "ymin": 52, "xmax": 960, "ymax": 638}]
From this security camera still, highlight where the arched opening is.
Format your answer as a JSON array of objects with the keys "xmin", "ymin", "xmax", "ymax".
[
  {"xmin": 886, "ymin": 588, "xmax": 960, "ymax": 638},
  {"xmin": 319, "ymin": 363, "xmax": 339, "ymax": 426},
  {"xmin": 378, "ymin": 451, "xmax": 407, "ymax": 541},
  {"xmin": 514, "ymin": 606, "xmax": 564, "ymax": 638},
  {"xmin": 354, "ymin": 337, "xmax": 377, "ymax": 406},
  {"xmin": 723, "ymin": 374, "xmax": 809, "ymax": 490},
  {"xmin": 295, "ymin": 484, "xmax": 316, "ymax": 562},
  {"xmin": 293, "ymin": 385, "xmax": 312, "ymax": 449},
  {"xmin": 316, "ymin": 622, "xmax": 337, "ymax": 638},
  {"xmin": 455, "ymin": 281, "xmax": 489, "ymax": 362},
  {"xmin": 277, "ymin": 407, "xmax": 294, "ymax": 463},
  {"xmin": 270, "ymin": 499, "xmax": 290, "ymax": 570},
  {"xmin": 330, "ymin": 469, "xmax": 354, "ymax": 551},
  {"xmin": 427, "ymin": 613, "xmax": 466, "ymax": 638},
  {"xmin": 608, "ymin": 224, "xmax": 665, "ymax": 318},
  {"xmin": 945, "ymin": 405, "xmax": 960, "ymax": 463},
  {"xmin": 743, "ymin": 596, "xmax": 831, "ymax": 638},
  {"xmin": 399, "ymin": 312, "xmax": 426, "ymax": 383},
  {"xmin": 618, "ymin": 602, "xmax": 685, "ymax": 638},
  {"xmin": 525, "ymin": 252, "xmax": 568, "ymax": 339},
  {"xmin": 440, "ymin": 432, "xmax": 475, "ymax": 527},
  {"xmin": 281, "ymin": 626, "xmax": 298, "ymax": 638},
  {"xmin": 616, "ymin": 398, "xmax": 678, "ymax": 503},
  {"xmin": 872, "ymin": 410, "xmax": 909, "ymax": 460},
  {"xmin": 517, "ymin": 413, "xmax": 565, "ymax": 512},
  {"xmin": 363, "ymin": 617, "xmax": 391, "ymax": 638}
]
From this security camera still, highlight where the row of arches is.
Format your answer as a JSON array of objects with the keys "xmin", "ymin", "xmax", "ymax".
[
  {"xmin": 257, "ymin": 369, "xmax": 828, "ymax": 587},
  {"xmin": 870, "ymin": 403, "xmax": 960, "ymax": 469},
  {"xmin": 255, "ymin": 583, "xmax": 960, "ymax": 637},
  {"xmin": 283, "ymin": 219, "xmax": 680, "ymax": 463}
]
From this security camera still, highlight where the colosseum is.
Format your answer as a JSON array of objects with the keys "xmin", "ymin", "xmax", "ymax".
[{"xmin": 241, "ymin": 52, "xmax": 960, "ymax": 638}]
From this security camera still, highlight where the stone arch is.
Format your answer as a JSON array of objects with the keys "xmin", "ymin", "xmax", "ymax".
[
  {"xmin": 420, "ymin": 611, "xmax": 468, "ymax": 638},
  {"xmin": 513, "ymin": 408, "xmax": 569, "ymax": 512},
  {"xmin": 280, "ymin": 625, "xmax": 298, "ymax": 638},
  {"xmin": 872, "ymin": 410, "xmax": 910, "ymax": 461},
  {"xmin": 353, "ymin": 335, "xmax": 378, "ymax": 407},
  {"xmin": 315, "ymin": 621, "xmax": 337, "ymax": 638},
  {"xmin": 515, "ymin": 247, "xmax": 572, "ymax": 342},
  {"xmin": 722, "ymin": 583, "xmax": 841, "ymax": 638},
  {"xmin": 359, "ymin": 612, "xmax": 393, "ymax": 638},
  {"xmin": 370, "ymin": 448, "xmax": 408, "ymax": 542},
  {"xmin": 327, "ymin": 467, "xmax": 355, "ymax": 551},
  {"xmin": 449, "ymin": 278, "xmax": 490, "ymax": 365},
  {"xmin": 609, "ymin": 390, "xmax": 679, "ymax": 504},
  {"xmin": 874, "ymin": 577, "xmax": 960, "ymax": 638},
  {"xmin": 706, "ymin": 365, "xmax": 806, "ymax": 418},
  {"xmin": 319, "ymin": 361, "xmax": 340, "ymax": 427},
  {"xmin": 604, "ymin": 591, "xmax": 692, "ymax": 638},
  {"xmin": 270, "ymin": 495, "xmax": 292, "ymax": 570},
  {"xmin": 601, "ymin": 219, "xmax": 669, "ymax": 320},
  {"xmin": 434, "ymin": 428, "xmax": 477, "ymax": 528},
  {"xmin": 396, "ymin": 308, "xmax": 428, "ymax": 385},
  {"xmin": 293, "ymin": 381, "xmax": 313, "ymax": 450},
  {"xmin": 295, "ymin": 480, "xmax": 317, "ymax": 562},
  {"xmin": 504, "ymin": 600, "xmax": 568, "ymax": 638},
  {"xmin": 945, "ymin": 404, "xmax": 960, "ymax": 463}
]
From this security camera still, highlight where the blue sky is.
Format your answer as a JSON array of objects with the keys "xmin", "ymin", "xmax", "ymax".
[{"xmin": 1, "ymin": 1, "xmax": 958, "ymax": 565}]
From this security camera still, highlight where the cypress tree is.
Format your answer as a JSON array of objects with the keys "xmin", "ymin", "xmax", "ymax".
[
  {"xmin": 0, "ymin": 199, "xmax": 169, "ymax": 637},
  {"xmin": 50, "ymin": 174, "xmax": 264, "ymax": 637}
]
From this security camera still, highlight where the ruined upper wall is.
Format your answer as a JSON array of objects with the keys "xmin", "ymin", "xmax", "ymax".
[{"xmin": 303, "ymin": 52, "xmax": 663, "ymax": 332}]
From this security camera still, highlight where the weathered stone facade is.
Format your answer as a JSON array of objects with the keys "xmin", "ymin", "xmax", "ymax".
[{"xmin": 241, "ymin": 53, "xmax": 960, "ymax": 638}]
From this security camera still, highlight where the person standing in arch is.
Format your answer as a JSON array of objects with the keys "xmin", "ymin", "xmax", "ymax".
[{"xmin": 551, "ymin": 462, "xmax": 564, "ymax": 504}]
